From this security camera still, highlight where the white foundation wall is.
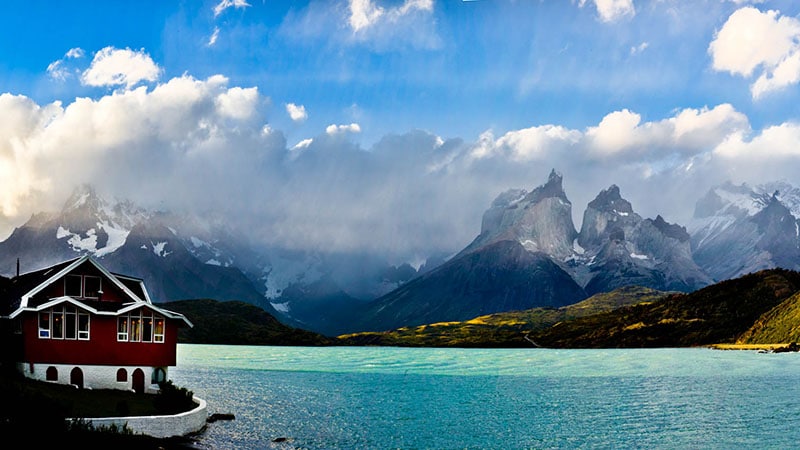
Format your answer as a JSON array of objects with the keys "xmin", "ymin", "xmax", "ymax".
[
  {"xmin": 79, "ymin": 396, "xmax": 209, "ymax": 439},
  {"xmin": 18, "ymin": 362, "xmax": 166, "ymax": 394}
]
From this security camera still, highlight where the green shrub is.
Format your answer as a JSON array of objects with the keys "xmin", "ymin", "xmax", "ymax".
[{"xmin": 155, "ymin": 379, "xmax": 195, "ymax": 414}]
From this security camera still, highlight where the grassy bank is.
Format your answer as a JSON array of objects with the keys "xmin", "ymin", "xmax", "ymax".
[
  {"xmin": 709, "ymin": 343, "xmax": 797, "ymax": 351},
  {"xmin": 0, "ymin": 369, "xmax": 201, "ymax": 449}
]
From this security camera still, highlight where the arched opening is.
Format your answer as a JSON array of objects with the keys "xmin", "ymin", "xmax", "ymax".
[
  {"xmin": 116, "ymin": 368, "xmax": 127, "ymax": 382},
  {"xmin": 151, "ymin": 367, "xmax": 166, "ymax": 384},
  {"xmin": 132, "ymin": 368, "xmax": 145, "ymax": 394},
  {"xmin": 46, "ymin": 366, "xmax": 58, "ymax": 381},
  {"xmin": 70, "ymin": 367, "xmax": 83, "ymax": 388}
]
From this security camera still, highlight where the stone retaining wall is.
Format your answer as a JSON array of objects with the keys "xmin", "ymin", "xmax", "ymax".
[{"xmin": 72, "ymin": 396, "xmax": 208, "ymax": 439}]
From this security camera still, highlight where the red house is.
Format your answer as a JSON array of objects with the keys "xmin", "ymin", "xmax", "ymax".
[{"xmin": 0, "ymin": 255, "xmax": 192, "ymax": 394}]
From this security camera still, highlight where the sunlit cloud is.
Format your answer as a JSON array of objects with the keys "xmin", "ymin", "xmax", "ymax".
[
  {"xmin": 709, "ymin": 7, "xmax": 800, "ymax": 99},
  {"xmin": 46, "ymin": 47, "xmax": 86, "ymax": 82},
  {"xmin": 81, "ymin": 47, "xmax": 161, "ymax": 89},
  {"xmin": 286, "ymin": 103, "xmax": 308, "ymax": 122},
  {"xmin": 213, "ymin": 0, "xmax": 251, "ymax": 18},
  {"xmin": 207, "ymin": 27, "xmax": 220, "ymax": 46},
  {"xmin": 326, "ymin": 123, "xmax": 361, "ymax": 135},
  {"xmin": 578, "ymin": 0, "xmax": 635, "ymax": 23}
]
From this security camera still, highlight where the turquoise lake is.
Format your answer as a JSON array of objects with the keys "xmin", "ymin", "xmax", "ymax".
[{"xmin": 169, "ymin": 344, "xmax": 800, "ymax": 449}]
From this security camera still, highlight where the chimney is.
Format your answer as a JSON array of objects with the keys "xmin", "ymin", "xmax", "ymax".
[{"xmin": 16, "ymin": 258, "xmax": 19, "ymax": 278}]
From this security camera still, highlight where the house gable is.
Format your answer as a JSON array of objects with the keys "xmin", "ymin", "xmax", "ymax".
[{"xmin": 19, "ymin": 255, "xmax": 145, "ymax": 310}]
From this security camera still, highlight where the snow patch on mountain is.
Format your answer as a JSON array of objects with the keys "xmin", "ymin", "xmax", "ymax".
[
  {"xmin": 67, "ymin": 228, "xmax": 98, "ymax": 253},
  {"xmin": 714, "ymin": 188, "xmax": 764, "ymax": 217},
  {"xmin": 261, "ymin": 253, "xmax": 324, "ymax": 299},
  {"xmin": 270, "ymin": 301, "xmax": 290, "ymax": 313},
  {"xmin": 152, "ymin": 241, "xmax": 170, "ymax": 257},
  {"xmin": 71, "ymin": 192, "xmax": 91, "ymax": 209}
]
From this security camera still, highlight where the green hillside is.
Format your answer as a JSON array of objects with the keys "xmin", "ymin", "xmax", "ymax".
[
  {"xmin": 337, "ymin": 286, "xmax": 669, "ymax": 347},
  {"xmin": 737, "ymin": 290, "xmax": 800, "ymax": 344},
  {"xmin": 160, "ymin": 299, "xmax": 332, "ymax": 346},
  {"xmin": 529, "ymin": 268, "xmax": 800, "ymax": 348}
]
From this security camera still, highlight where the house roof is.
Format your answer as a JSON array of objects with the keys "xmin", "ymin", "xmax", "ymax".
[
  {"xmin": 0, "ymin": 255, "xmax": 192, "ymax": 327},
  {"xmin": 0, "ymin": 257, "xmax": 79, "ymax": 316},
  {"xmin": 9, "ymin": 296, "xmax": 193, "ymax": 327}
]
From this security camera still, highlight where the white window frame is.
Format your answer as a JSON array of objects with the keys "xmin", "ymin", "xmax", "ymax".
[
  {"xmin": 117, "ymin": 316, "xmax": 129, "ymax": 341},
  {"xmin": 65, "ymin": 274, "xmax": 83, "ymax": 297},
  {"xmin": 83, "ymin": 275, "xmax": 102, "ymax": 299},
  {"xmin": 39, "ymin": 306, "xmax": 91, "ymax": 340},
  {"xmin": 38, "ymin": 312, "xmax": 50, "ymax": 338},
  {"xmin": 78, "ymin": 312, "xmax": 90, "ymax": 340},
  {"xmin": 117, "ymin": 311, "xmax": 165, "ymax": 344}
]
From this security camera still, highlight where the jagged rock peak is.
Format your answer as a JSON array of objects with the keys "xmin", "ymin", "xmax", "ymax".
[
  {"xmin": 523, "ymin": 169, "xmax": 569, "ymax": 204},
  {"xmin": 63, "ymin": 183, "xmax": 103, "ymax": 212},
  {"xmin": 692, "ymin": 181, "xmax": 769, "ymax": 219},
  {"xmin": 587, "ymin": 185, "xmax": 633, "ymax": 214},
  {"xmin": 648, "ymin": 215, "xmax": 690, "ymax": 242},
  {"xmin": 489, "ymin": 188, "xmax": 527, "ymax": 209}
]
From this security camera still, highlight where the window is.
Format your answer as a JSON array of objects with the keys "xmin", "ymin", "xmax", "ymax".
[
  {"xmin": 78, "ymin": 313, "xmax": 90, "ymax": 340},
  {"xmin": 154, "ymin": 317, "xmax": 165, "ymax": 343},
  {"xmin": 46, "ymin": 366, "xmax": 58, "ymax": 381},
  {"xmin": 142, "ymin": 311, "xmax": 153, "ymax": 343},
  {"xmin": 84, "ymin": 276, "xmax": 101, "ymax": 298},
  {"xmin": 116, "ymin": 368, "xmax": 127, "ymax": 382},
  {"xmin": 52, "ymin": 310, "xmax": 64, "ymax": 339},
  {"xmin": 117, "ymin": 311, "xmax": 165, "ymax": 343},
  {"xmin": 64, "ymin": 274, "xmax": 102, "ymax": 299},
  {"xmin": 38, "ymin": 306, "xmax": 90, "ymax": 340},
  {"xmin": 151, "ymin": 367, "xmax": 166, "ymax": 384},
  {"xmin": 65, "ymin": 307, "xmax": 76, "ymax": 339},
  {"xmin": 117, "ymin": 317, "xmax": 128, "ymax": 341},
  {"xmin": 131, "ymin": 315, "xmax": 141, "ymax": 342},
  {"xmin": 38, "ymin": 312, "xmax": 50, "ymax": 338},
  {"xmin": 65, "ymin": 275, "xmax": 83, "ymax": 297}
]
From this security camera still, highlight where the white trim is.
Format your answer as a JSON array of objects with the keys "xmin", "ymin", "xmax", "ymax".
[
  {"xmin": 113, "ymin": 273, "xmax": 154, "ymax": 304},
  {"xmin": 19, "ymin": 255, "xmax": 145, "ymax": 309},
  {"xmin": 10, "ymin": 296, "xmax": 192, "ymax": 327}
]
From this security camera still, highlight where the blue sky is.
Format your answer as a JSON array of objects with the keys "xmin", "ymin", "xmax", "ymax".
[{"xmin": 1, "ymin": 0, "xmax": 800, "ymax": 262}]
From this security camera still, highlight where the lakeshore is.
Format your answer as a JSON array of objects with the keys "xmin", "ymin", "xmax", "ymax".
[{"xmin": 708, "ymin": 343, "xmax": 799, "ymax": 351}]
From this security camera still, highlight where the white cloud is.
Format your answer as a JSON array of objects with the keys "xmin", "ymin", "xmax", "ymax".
[
  {"xmin": 708, "ymin": 7, "xmax": 800, "ymax": 99},
  {"xmin": 586, "ymin": 109, "xmax": 645, "ymax": 155},
  {"xmin": 579, "ymin": 0, "xmax": 635, "ymax": 23},
  {"xmin": 472, "ymin": 125, "xmax": 581, "ymax": 162},
  {"xmin": 292, "ymin": 138, "xmax": 314, "ymax": 150},
  {"xmin": 65, "ymin": 48, "xmax": 85, "ymax": 59},
  {"xmin": 282, "ymin": 0, "xmax": 439, "ymax": 51},
  {"xmin": 0, "ymin": 58, "xmax": 792, "ymax": 264},
  {"xmin": 349, "ymin": 0, "xmax": 433, "ymax": 32},
  {"xmin": 215, "ymin": 86, "xmax": 260, "ymax": 120},
  {"xmin": 213, "ymin": 0, "xmax": 251, "ymax": 18},
  {"xmin": 630, "ymin": 42, "xmax": 649, "ymax": 55},
  {"xmin": 326, "ymin": 123, "xmax": 362, "ymax": 135},
  {"xmin": 585, "ymin": 104, "xmax": 749, "ymax": 157},
  {"xmin": 751, "ymin": 51, "xmax": 800, "ymax": 99},
  {"xmin": 286, "ymin": 103, "xmax": 308, "ymax": 122},
  {"xmin": 81, "ymin": 47, "xmax": 161, "ymax": 89},
  {"xmin": 208, "ymin": 27, "xmax": 220, "ymax": 46},
  {"xmin": 714, "ymin": 122, "xmax": 800, "ymax": 159},
  {"xmin": 46, "ymin": 60, "xmax": 69, "ymax": 82},
  {"xmin": 46, "ymin": 48, "xmax": 87, "ymax": 82},
  {"xmin": 349, "ymin": 0, "xmax": 385, "ymax": 32}
]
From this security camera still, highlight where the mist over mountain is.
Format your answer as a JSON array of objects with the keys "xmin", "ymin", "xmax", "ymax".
[
  {"xmin": 2, "ymin": 172, "xmax": 800, "ymax": 336},
  {"xmin": 353, "ymin": 169, "xmax": 719, "ymax": 332},
  {"xmin": 689, "ymin": 181, "xmax": 800, "ymax": 282},
  {"xmin": 0, "ymin": 185, "xmax": 422, "ymax": 327}
]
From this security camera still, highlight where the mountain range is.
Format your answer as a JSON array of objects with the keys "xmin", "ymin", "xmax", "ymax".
[{"xmin": 1, "ymin": 172, "xmax": 800, "ymax": 336}]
